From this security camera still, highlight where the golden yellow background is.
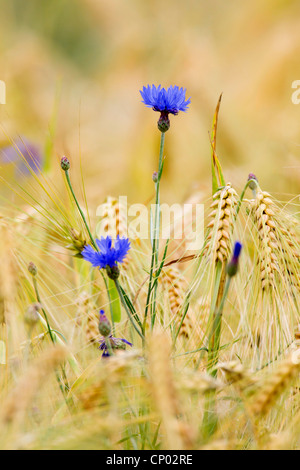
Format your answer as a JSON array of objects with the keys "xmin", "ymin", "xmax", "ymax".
[{"xmin": 1, "ymin": 0, "xmax": 300, "ymax": 205}]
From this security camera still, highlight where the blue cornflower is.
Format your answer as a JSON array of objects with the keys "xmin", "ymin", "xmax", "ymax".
[
  {"xmin": 0, "ymin": 137, "xmax": 42, "ymax": 176},
  {"xmin": 99, "ymin": 335, "xmax": 133, "ymax": 358},
  {"xmin": 82, "ymin": 235, "xmax": 130, "ymax": 279},
  {"xmin": 97, "ymin": 309, "xmax": 132, "ymax": 358},
  {"xmin": 140, "ymin": 85, "xmax": 191, "ymax": 132},
  {"xmin": 226, "ymin": 241, "xmax": 242, "ymax": 277},
  {"xmin": 140, "ymin": 85, "xmax": 190, "ymax": 114},
  {"xmin": 232, "ymin": 241, "xmax": 242, "ymax": 260}
]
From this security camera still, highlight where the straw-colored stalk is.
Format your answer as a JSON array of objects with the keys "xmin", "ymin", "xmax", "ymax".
[{"xmin": 147, "ymin": 332, "xmax": 195, "ymax": 450}]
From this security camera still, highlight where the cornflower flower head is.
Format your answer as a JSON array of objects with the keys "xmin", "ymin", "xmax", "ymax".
[
  {"xmin": 99, "ymin": 335, "xmax": 133, "ymax": 358},
  {"xmin": 82, "ymin": 235, "xmax": 131, "ymax": 279},
  {"xmin": 226, "ymin": 241, "xmax": 242, "ymax": 277},
  {"xmin": 140, "ymin": 84, "xmax": 191, "ymax": 132}
]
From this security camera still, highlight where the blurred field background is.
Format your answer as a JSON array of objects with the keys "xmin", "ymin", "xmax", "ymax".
[
  {"xmin": 1, "ymin": 0, "xmax": 300, "ymax": 207},
  {"xmin": 1, "ymin": 1, "xmax": 300, "ymax": 450}
]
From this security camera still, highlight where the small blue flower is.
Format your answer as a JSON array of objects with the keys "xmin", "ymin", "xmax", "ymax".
[
  {"xmin": 226, "ymin": 241, "xmax": 242, "ymax": 277},
  {"xmin": 99, "ymin": 335, "xmax": 133, "ymax": 358},
  {"xmin": 233, "ymin": 241, "xmax": 242, "ymax": 260},
  {"xmin": 140, "ymin": 85, "xmax": 191, "ymax": 115},
  {"xmin": 82, "ymin": 235, "xmax": 130, "ymax": 270}
]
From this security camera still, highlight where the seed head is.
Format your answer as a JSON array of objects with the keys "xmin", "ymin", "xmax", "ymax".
[
  {"xmin": 28, "ymin": 262, "xmax": 37, "ymax": 276},
  {"xmin": 24, "ymin": 303, "xmax": 41, "ymax": 327},
  {"xmin": 98, "ymin": 310, "xmax": 111, "ymax": 337},
  {"xmin": 152, "ymin": 171, "xmax": 158, "ymax": 183},
  {"xmin": 248, "ymin": 173, "xmax": 258, "ymax": 191},
  {"xmin": 60, "ymin": 156, "xmax": 70, "ymax": 171}
]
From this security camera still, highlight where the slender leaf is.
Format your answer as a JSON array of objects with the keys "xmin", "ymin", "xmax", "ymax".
[{"xmin": 107, "ymin": 277, "xmax": 122, "ymax": 322}]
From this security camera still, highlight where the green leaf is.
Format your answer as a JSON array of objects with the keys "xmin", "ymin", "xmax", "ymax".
[
  {"xmin": 107, "ymin": 277, "xmax": 122, "ymax": 323},
  {"xmin": 210, "ymin": 94, "xmax": 225, "ymax": 194},
  {"xmin": 211, "ymin": 158, "xmax": 219, "ymax": 195},
  {"xmin": 119, "ymin": 284, "xmax": 143, "ymax": 331}
]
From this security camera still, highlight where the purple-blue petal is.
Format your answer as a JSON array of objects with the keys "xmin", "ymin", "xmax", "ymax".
[
  {"xmin": 140, "ymin": 84, "xmax": 190, "ymax": 115},
  {"xmin": 233, "ymin": 241, "xmax": 242, "ymax": 259},
  {"xmin": 117, "ymin": 338, "xmax": 133, "ymax": 347},
  {"xmin": 82, "ymin": 236, "xmax": 131, "ymax": 269}
]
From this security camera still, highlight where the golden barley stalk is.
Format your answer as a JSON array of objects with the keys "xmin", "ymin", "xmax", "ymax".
[
  {"xmin": 161, "ymin": 267, "xmax": 191, "ymax": 337},
  {"xmin": 75, "ymin": 292, "xmax": 99, "ymax": 345},
  {"xmin": 250, "ymin": 349, "xmax": 300, "ymax": 416},
  {"xmin": 204, "ymin": 183, "xmax": 238, "ymax": 264},
  {"xmin": 96, "ymin": 196, "xmax": 131, "ymax": 269},
  {"xmin": 277, "ymin": 216, "xmax": 300, "ymax": 291},
  {"xmin": 249, "ymin": 188, "xmax": 279, "ymax": 289}
]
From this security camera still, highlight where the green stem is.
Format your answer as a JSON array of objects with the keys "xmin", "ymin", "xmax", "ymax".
[
  {"xmin": 144, "ymin": 132, "xmax": 165, "ymax": 330},
  {"xmin": 65, "ymin": 168, "xmax": 130, "ymax": 334},
  {"xmin": 33, "ymin": 277, "xmax": 56, "ymax": 345},
  {"xmin": 101, "ymin": 271, "xmax": 115, "ymax": 335},
  {"xmin": 105, "ymin": 336, "xmax": 114, "ymax": 356},
  {"xmin": 235, "ymin": 178, "xmax": 258, "ymax": 220},
  {"xmin": 207, "ymin": 278, "xmax": 231, "ymax": 376},
  {"xmin": 203, "ymin": 276, "xmax": 232, "ymax": 438},
  {"xmin": 115, "ymin": 279, "xmax": 144, "ymax": 340},
  {"xmin": 36, "ymin": 312, "xmax": 81, "ymax": 375},
  {"xmin": 65, "ymin": 170, "xmax": 98, "ymax": 250}
]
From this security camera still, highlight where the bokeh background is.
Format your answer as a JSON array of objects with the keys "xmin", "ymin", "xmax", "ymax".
[{"xmin": 1, "ymin": 0, "xmax": 300, "ymax": 207}]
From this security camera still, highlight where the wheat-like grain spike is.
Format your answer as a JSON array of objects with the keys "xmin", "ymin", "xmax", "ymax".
[{"xmin": 203, "ymin": 183, "xmax": 238, "ymax": 263}]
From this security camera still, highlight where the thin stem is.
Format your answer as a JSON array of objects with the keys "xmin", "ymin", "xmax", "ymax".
[
  {"xmin": 115, "ymin": 279, "xmax": 144, "ymax": 340},
  {"xmin": 207, "ymin": 277, "xmax": 231, "ymax": 376},
  {"xmin": 65, "ymin": 170, "xmax": 98, "ymax": 250},
  {"xmin": 64, "ymin": 168, "xmax": 131, "ymax": 336},
  {"xmin": 154, "ymin": 132, "xmax": 165, "ymax": 265},
  {"xmin": 33, "ymin": 277, "xmax": 55, "ymax": 345},
  {"xmin": 105, "ymin": 336, "xmax": 114, "ymax": 356},
  {"xmin": 235, "ymin": 178, "xmax": 258, "ymax": 220},
  {"xmin": 144, "ymin": 132, "xmax": 165, "ymax": 329},
  {"xmin": 202, "ymin": 276, "xmax": 232, "ymax": 438},
  {"xmin": 101, "ymin": 271, "xmax": 115, "ymax": 335}
]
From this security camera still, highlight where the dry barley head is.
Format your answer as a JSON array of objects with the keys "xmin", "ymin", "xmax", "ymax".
[
  {"xmin": 204, "ymin": 183, "xmax": 238, "ymax": 264},
  {"xmin": 249, "ymin": 188, "xmax": 280, "ymax": 290},
  {"xmin": 250, "ymin": 349, "xmax": 300, "ymax": 416},
  {"xmin": 161, "ymin": 267, "xmax": 190, "ymax": 337},
  {"xmin": 75, "ymin": 292, "xmax": 100, "ymax": 345},
  {"xmin": 161, "ymin": 267, "xmax": 204, "ymax": 363}
]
